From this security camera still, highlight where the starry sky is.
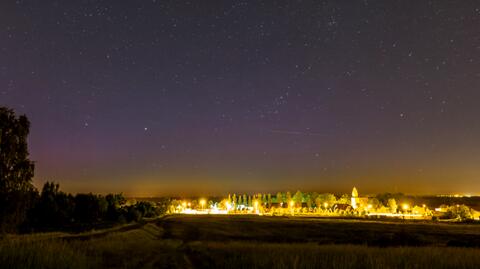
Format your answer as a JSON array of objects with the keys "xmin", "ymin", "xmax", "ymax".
[{"xmin": 1, "ymin": 1, "xmax": 480, "ymax": 196}]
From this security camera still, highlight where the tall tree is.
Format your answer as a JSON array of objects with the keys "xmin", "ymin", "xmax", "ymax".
[
  {"xmin": 276, "ymin": 192, "xmax": 283, "ymax": 204},
  {"xmin": 33, "ymin": 182, "xmax": 75, "ymax": 229},
  {"xmin": 387, "ymin": 198, "xmax": 397, "ymax": 213},
  {"xmin": 286, "ymin": 191, "xmax": 292, "ymax": 203},
  {"xmin": 306, "ymin": 194, "xmax": 312, "ymax": 209},
  {"xmin": 0, "ymin": 107, "xmax": 36, "ymax": 232},
  {"xmin": 293, "ymin": 190, "xmax": 303, "ymax": 207},
  {"xmin": 317, "ymin": 193, "xmax": 337, "ymax": 206}
]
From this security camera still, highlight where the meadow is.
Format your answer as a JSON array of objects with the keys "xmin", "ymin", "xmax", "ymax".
[{"xmin": 2, "ymin": 215, "xmax": 480, "ymax": 268}]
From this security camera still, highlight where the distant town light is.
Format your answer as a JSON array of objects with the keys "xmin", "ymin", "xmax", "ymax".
[
  {"xmin": 173, "ymin": 186, "xmax": 467, "ymax": 220},
  {"xmin": 200, "ymin": 199, "xmax": 206, "ymax": 209}
]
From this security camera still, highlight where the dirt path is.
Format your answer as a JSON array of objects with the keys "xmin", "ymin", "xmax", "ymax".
[{"xmin": 60, "ymin": 216, "xmax": 167, "ymax": 241}]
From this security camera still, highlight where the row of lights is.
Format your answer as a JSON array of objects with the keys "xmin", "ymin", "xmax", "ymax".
[
  {"xmin": 182, "ymin": 200, "xmax": 425, "ymax": 212},
  {"xmin": 181, "ymin": 199, "xmax": 206, "ymax": 209}
]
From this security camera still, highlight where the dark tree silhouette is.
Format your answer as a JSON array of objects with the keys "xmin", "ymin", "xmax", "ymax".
[
  {"xmin": 0, "ymin": 107, "xmax": 36, "ymax": 232},
  {"xmin": 105, "ymin": 193, "xmax": 126, "ymax": 221},
  {"xmin": 74, "ymin": 193, "xmax": 107, "ymax": 223},
  {"xmin": 30, "ymin": 182, "xmax": 75, "ymax": 230}
]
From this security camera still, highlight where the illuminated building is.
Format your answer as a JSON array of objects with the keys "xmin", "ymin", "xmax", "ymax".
[{"xmin": 351, "ymin": 187, "xmax": 359, "ymax": 209}]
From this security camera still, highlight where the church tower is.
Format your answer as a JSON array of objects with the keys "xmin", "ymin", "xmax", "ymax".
[{"xmin": 351, "ymin": 187, "xmax": 359, "ymax": 209}]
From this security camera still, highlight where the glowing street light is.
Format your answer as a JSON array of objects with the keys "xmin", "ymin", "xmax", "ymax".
[
  {"xmin": 402, "ymin": 204, "xmax": 410, "ymax": 211},
  {"xmin": 253, "ymin": 201, "xmax": 259, "ymax": 214},
  {"xmin": 324, "ymin": 202, "xmax": 329, "ymax": 209},
  {"xmin": 200, "ymin": 199, "xmax": 206, "ymax": 210},
  {"xmin": 289, "ymin": 200, "xmax": 295, "ymax": 216}
]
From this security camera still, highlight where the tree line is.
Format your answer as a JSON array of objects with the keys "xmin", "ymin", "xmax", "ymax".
[{"xmin": 224, "ymin": 191, "xmax": 349, "ymax": 209}]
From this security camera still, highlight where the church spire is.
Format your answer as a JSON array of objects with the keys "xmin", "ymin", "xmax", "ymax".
[
  {"xmin": 351, "ymin": 187, "xmax": 359, "ymax": 209},
  {"xmin": 352, "ymin": 187, "xmax": 358, "ymax": 198}
]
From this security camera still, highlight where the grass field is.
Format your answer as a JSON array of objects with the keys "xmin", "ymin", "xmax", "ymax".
[
  {"xmin": 2, "ymin": 215, "xmax": 480, "ymax": 268},
  {"xmin": 159, "ymin": 215, "xmax": 480, "ymax": 247}
]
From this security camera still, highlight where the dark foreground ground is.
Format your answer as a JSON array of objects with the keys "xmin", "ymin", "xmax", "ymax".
[{"xmin": 2, "ymin": 215, "xmax": 480, "ymax": 268}]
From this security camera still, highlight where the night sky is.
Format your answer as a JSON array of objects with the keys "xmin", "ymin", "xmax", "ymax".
[{"xmin": 1, "ymin": 1, "xmax": 480, "ymax": 196}]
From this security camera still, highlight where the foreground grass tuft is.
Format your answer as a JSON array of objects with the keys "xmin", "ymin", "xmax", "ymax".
[{"xmin": 0, "ymin": 238, "xmax": 94, "ymax": 269}]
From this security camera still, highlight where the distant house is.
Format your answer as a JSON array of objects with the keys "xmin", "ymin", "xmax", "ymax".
[{"xmin": 334, "ymin": 204, "xmax": 351, "ymax": 211}]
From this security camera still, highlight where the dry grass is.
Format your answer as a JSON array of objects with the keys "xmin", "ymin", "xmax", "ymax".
[
  {"xmin": 2, "ymin": 216, "xmax": 480, "ymax": 268},
  {"xmin": 0, "ymin": 237, "xmax": 94, "ymax": 269},
  {"xmin": 187, "ymin": 242, "xmax": 480, "ymax": 269},
  {"xmin": 161, "ymin": 214, "xmax": 480, "ymax": 246}
]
